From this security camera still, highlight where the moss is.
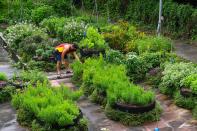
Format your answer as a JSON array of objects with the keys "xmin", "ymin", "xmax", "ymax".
[
  {"xmin": 174, "ymin": 92, "xmax": 197, "ymax": 110},
  {"xmin": 105, "ymin": 102, "xmax": 162, "ymax": 126}
]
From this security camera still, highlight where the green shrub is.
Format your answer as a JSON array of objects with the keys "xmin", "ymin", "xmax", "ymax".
[
  {"xmin": 174, "ymin": 92, "xmax": 197, "ymax": 110},
  {"xmin": 18, "ymin": 70, "xmax": 48, "ymax": 84},
  {"xmin": 12, "ymin": 82, "xmax": 86, "ymax": 130},
  {"xmin": 102, "ymin": 21, "xmax": 143, "ymax": 52},
  {"xmin": 58, "ymin": 20, "xmax": 87, "ymax": 43},
  {"xmin": 107, "ymin": 82, "xmax": 155, "ymax": 106},
  {"xmin": 71, "ymin": 61, "xmax": 83, "ymax": 85},
  {"xmin": 105, "ymin": 49, "xmax": 125, "ymax": 65},
  {"xmin": 0, "ymin": 72, "xmax": 7, "ymax": 81},
  {"xmin": 40, "ymin": 17, "xmax": 66, "ymax": 38},
  {"xmin": 4, "ymin": 23, "xmax": 51, "ymax": 62},
  {"xmin": 181, "ymin": 74, "xmax": 197, "ymax": 94},
  {"xmin": 81, "ymin": 57, "xmax": 105, "ymax": 96},
  {"xmin": 125, "ymin": 52, "xmax": 148, "ymax": 82},
  {"xmin": 105, "ymin": 102, "xmax": 162, "ymax": 126},
  {"xmin": 0, "ymin": 86, "xmax": 16, "ymax": 103},
  {"xmin": 80, "ymin": 26, "xmax": 106, "ymax": 49},
  {"xmin": 31, "ymin": 5, "xmax": 55, "ymax": 24},
  {"xmin": 135, "ymin": 36, "xmax": 172, "ymax": 54},
  {"xmin": 159, "ymin": 62, "xmax": 197, "ymax": 96}
]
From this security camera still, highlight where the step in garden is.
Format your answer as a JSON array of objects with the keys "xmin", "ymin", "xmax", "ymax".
[{"xmin": 49, "ymin": 73, "xmax": 197, "ymax": 131}]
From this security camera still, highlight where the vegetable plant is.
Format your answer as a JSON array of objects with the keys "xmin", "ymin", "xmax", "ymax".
[{"xmin": 80, "ymin": 26, "xmax": 106, "ymax": 50}]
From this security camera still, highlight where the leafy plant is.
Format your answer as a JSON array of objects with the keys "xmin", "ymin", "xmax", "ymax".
[
  {"xmin": 12, "ymin": 82, "xmax": 85, "ymax": 130},
  {"xmin": 58, "ymin": 20, "xmax": 87, "ymax": 43},
  {"xmin": 0, "ymin": 86, "xmax": 16, "ymax": 103},
  {"xmin": 102, "ymin": 21, "xmax": 143, "ymax": 52},
  {"xmin": 31, "ymin": 5, "xmax": 55, "ymax": 24},
  {"xmin": 135, "ymin": 36, "xmax": 172, "ymax": 54},
  {"xmin": 181, "ymin": 74, "xmax": 197, "ymax": 94},
  {"xmin": 0, "ymin": 72, "xmax": 7, "ymax": 81},
  {"xmin": 80, "ymin": 26, "xmax": 106, "ymax": 49},
  {"xmin": 105, "ymin": 49, "xmax": 125, "ymax": 65},
  {"xmin": 40, "ymin": 17, "xmax": 66, "ymax": 38},
  {"xmin": 71, "ymin": 61, "xmax": 84, "ymax": 85},
  {"xmin": 159, "ymin": 62, "xmax": 197, "ymax": 96}
]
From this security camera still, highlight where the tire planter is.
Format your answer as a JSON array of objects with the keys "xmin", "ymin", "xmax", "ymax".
[
  {"xmin": 113, "ymin": 100, "xmax": 156, "ymax": 114},
  {"xmin": 180, "ymin": 88, "xmax": 197, "ymax": 97},
  {"xmin": 0, "ymin": 81, "xmax": 7, "ymax": 88},
  {"xmin": 80, "ymin": 48, "xmax": 105, "ymax": 57}
]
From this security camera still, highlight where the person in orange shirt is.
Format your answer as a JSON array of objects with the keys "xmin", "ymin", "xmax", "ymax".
[{"xmin": 55, "ymin": 43, "xmax": 80, "ymax": 78}]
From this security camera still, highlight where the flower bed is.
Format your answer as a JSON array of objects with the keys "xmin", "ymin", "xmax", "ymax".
[
  {"xmin": 72, "ymin": 57, "xmax": 162, "ymax": 125},
  {"xmin": 12, "ymin": 82, "xmax": 87, "ymax": 131}
]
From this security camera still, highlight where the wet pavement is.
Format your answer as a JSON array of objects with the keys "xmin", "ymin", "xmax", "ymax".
[
  {"xmin": 0, "ymin": 46, "xmax": 26, "ymax": 131},
  {"xmin": 49, "ymin": 74, "xmax": 197, "ymax": 131},
  {"xmin": 173, "ymin": 41, "xmax": 197, "ymax": 63},
  {"xmin": 0, "ymin": 103, "xmax": 27, "ymax": 131}
]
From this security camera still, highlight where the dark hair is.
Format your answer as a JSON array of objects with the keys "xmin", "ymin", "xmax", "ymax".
[{"xmin": 72, "ymin": 44, "xmax": 79, "ymax": 49}]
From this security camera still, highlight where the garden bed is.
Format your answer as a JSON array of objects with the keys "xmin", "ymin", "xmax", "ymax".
[{"xmin": 105, "ymin": 103, "xmax": 162, "ymax": 126}]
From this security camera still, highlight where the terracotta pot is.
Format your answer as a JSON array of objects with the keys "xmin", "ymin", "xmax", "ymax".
[{"xmin": 113, "ymin": 100, "xmax": 156, "ymax": 114}]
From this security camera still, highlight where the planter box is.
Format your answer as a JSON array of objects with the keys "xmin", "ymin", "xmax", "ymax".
[
  {"xmin": 113, "ymin": 100, "xmax": 156, "ymax": 114},
  {"xmin": 0, "ymin": 81, "xmax": 7, "ymax": 88},
  {"xmin": 80, "ymin": 49, "xmax": 105, "ymax": 57}
]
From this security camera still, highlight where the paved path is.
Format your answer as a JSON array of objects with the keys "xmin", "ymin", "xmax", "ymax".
[
  {"xmin": 173, "ymin": 40, "xmax": 197, "ymax": 63},
  {"xmin": 49, "ymin": 74, "xmax": 197, "ymax": 131},
  {"xmin": 0, "ymin": 46, "xmax": 27, "ymax": 131}
]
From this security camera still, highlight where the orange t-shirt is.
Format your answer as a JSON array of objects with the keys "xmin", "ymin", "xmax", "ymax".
[{"xmin": 55, "ymin": 44, "xmax": 67, "ymax": 53}]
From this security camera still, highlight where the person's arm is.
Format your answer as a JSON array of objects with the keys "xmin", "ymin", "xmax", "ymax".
[
  {"xmin": 72, "ymin": 52, "xmax": 80, "ymax": 62},
  {"xmin": 61, "ymin": 48, "xmax": 68, "ymax": 64}
]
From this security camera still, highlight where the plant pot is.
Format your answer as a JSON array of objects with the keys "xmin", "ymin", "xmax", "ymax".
[
  {"xmin": 80, "ymin": 48, "xmax": 105, "ymax": 57},
  {"xmin": 180, "ymin": 88, "xmax": 197, "ymax": 97},
  {"xmin": 0, "ymin": 81, "xmax": 7, "ymax": 88},
  {"xmin": 113, "ymin": 100, "xmax": 156, "ymax": 114}
]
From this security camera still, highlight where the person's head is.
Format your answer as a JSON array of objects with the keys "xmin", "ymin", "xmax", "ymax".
[{"xmin": 70, "ymin": 44, "xmax": 78, "ymax": 51}]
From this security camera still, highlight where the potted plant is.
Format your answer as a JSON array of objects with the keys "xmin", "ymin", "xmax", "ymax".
[
  {"xmin": 79, "ymin": 27, "xmax": 107, "ymax": 57},
  {"xmin": 0, "ymin": 73, "xmax": 7, "ymax": 88}
]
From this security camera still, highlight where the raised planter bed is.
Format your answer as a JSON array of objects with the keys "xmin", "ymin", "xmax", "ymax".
[
  {"xmin": 180, "ymin": 87, "xmax": 197, "ymax": 97},
  {"xmin": 80, "ymin": 48, "xmax": 105, "ymax": 57},
  {"xmin": 113, "ymin": 100, "xmax": 156, "ymax": 114},
  {"xmin": 0, "ymin": 81, "xmax": 7, "ymax": 88}
]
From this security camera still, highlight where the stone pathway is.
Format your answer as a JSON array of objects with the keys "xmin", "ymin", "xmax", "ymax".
[
  {"xmin": 173, "ymin": 40, "xmax": 197, "ymax": 63},
  {"xmin": 49, "ymin": 74, "xmax": 197, "ymax": 131},
  {"xmin": 0, "ymin": 46, "xmax": 27, "ymax": 131}
]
